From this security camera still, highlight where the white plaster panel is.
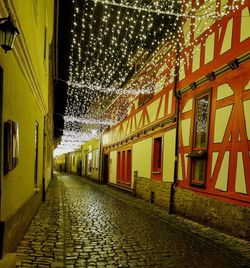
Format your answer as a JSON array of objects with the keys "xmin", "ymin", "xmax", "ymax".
[
  {"xmin": 211, "ymin": 152, "xmax": 219, "ymax": 177},
  {"xmin": 102, "ymin": 133, "xmax": 111, "ymax": 145},
  {"xmin": 163, "ymin": 129, "xmax": 176, "ymax": 182},
  {"xmin": 179, "ymin": 58, "xmax": 186, "ymax": 81},
  {"xmin": 181, "ymin": 118, "xmax": 191, "ymax": 146},
  {"xmin": 125, "ymin": 119, "xmax": 131, "ymax": 135},
  {"xmin": 182, "ymin": 99, "xmax": 193, "ymax": 113},
  {"xmin": 220, "ymin": 0, "xmax": 229, "ymax": 13},
  {"xmin": 135, "ymin": 110, "xmax": 143, "ymax": 129},
  {"xmin": 134, "ymin": 98, "xmax": 139, "ymax": 110},
  {"xmin": 132, "ymin": 138, "xmax": 152, "ymax": 179},
  {"xmin": 192, "ymin": 44, "xmax": 201, "ymax": 73},
  {"xmin": 109, "ymin": 151, "xmax": 117, "ymax": 184},
  {"xmin": 131, "ymin": 116, "xmax": 136, "ymax": 133},
  {"xmin": 245, "ymin": 80, "xmax": 250, "ymax": 90},
  {"xmin": 235, "ymin": 152, "xmax": 247, "ymax": 194},
  {"xmin": 220, "ymin": 18, "xmax": 233, "ymax": 54},
  {"xmin": 183, "ymin": 19, "xmax": 191, "ymax": 47},
  {"xmin": 184, "ymin": 153, "xmax": 188, "ymax": 180},
  {"xmin": 156, "ymin": 63, "xmax": 167, "ymax": 77},
  {"xmin": 147, "ymin": 98, "xmax": 160, "ymax": 123},
  {"xmin": 167, "ymin": 90, "xmax": 173, "ymax": 114},
  {"xmin": 217, "ymin": 84, "xmax": 233, "ymax": 101},
  {"xmin": 215, "ymin": 151, "xmax": 229, "ymax": 191},
  {"xmin": 241, "ymin": 7, "xmax": 250, "ymax": 42},
  {"xmin": 178, "ymin": 153, "xmax": 183, "ymax": 180},
  {"xmin": 123, "ymin": 120, "xmax": 129, "ymax": 135},
  {"xmin": 214, "ymin": 105, "xmax": 233, "ymax": 143},
  {"xmin": 243, "ymin": 100, "xmax": 250, "ymax": 140},
  {"xmin": 154, "ymin": 76, "xmax": 166, "ymax": 94},
  {"xmin": 205, "ymin": 33, "xmax": 215, "ymax": 64},
  {"xmin": 158, "ymin": 97, "xmax": 165, "ymax": 119}
]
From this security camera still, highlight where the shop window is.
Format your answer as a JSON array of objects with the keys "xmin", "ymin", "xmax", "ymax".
[
  {"xmin": 152, "ymin": 137, "xmax": 162, "ymax": 180},
  {"xmin": 190, "ymin": 91, "xmax": 211, "ymax": 187}
]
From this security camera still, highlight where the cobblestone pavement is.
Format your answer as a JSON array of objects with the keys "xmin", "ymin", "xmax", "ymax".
[{"xmin": 16, "ymin": 173, "xmax": 250, "ymax": 268}]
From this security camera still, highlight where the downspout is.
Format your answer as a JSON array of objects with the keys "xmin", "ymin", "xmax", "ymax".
[
  {"xmin": 169, "ymin": 43, "xmax": 180, "ymax": 214},
  {"xmin": 98, "ymin": 133, "xmax": 103, "ymax": 184}
]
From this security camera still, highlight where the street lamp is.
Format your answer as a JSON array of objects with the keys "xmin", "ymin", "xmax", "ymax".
[{"xmin": 0, "ymin": 15, "xmax": 19, "ymax": 53}]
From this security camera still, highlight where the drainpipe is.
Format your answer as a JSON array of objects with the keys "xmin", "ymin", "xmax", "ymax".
[
  {"xmin": 169, "ymin": 43, "xmax": 180, "ymax": 214},
  {"xmin": 98, "ymin": 132, "xmax": 103, "ymax": 184}
]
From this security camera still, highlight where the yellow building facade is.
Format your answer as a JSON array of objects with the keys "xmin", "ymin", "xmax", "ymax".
[{"xmin": 0, "ymin": 0, "xmax": 55, "ymax": 266}]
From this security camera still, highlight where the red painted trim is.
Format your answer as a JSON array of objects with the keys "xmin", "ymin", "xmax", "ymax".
[{"xmin": 177, "ymin": 185, "xmax": 250, "ymax": 207}]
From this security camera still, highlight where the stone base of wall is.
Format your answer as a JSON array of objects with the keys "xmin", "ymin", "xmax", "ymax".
[
  {"xmin": 136, "ymin": 177, "xmax": 172, "ymax": 209},
  {"xmin": 174, "ymin": 187, "xmax": 250, "ymax": 240},
  {"xmin": 0, "ymin": 189, "xmax": 42, "ymax": 256}
]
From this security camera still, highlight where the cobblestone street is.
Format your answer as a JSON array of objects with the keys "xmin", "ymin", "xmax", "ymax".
[{"xmin": 16, "ymin": 173, "xmax": 250, "ymax": 268}]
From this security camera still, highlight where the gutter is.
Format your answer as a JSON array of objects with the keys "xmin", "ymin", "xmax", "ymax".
[{"xmin": 169, "ymin": 43, "xmax": 180, "ymax": 214}]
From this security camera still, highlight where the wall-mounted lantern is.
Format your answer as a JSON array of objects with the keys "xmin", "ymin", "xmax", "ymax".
[{"xmin": 0, "ymin": 15, "xmax": 19, "ymax": 53}]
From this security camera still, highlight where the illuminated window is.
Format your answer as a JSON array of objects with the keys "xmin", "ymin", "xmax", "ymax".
[
  {"xmin": 190, "ymin": 91, "xmax": 211, "ymax": 187},
  {"xmin": 152, "ymin": 137, "xmax": 162, "ymax": 180}
]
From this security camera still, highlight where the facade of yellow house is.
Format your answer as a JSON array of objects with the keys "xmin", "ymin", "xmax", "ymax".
[
  {"xmin": 81, "ymin": 139, "xmax": 100, "ymax": 182},
  {"xmin": 55, "ymin": 138, "xmax": 101, "ymax": 182},
  {"xmin": 0, "ymin": 0, "xmax": 55, "ymax": 266}
]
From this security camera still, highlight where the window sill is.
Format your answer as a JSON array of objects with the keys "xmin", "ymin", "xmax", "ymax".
[
  {"xmin": 190, "ymin": 180, "xmax": 205, "ymax": 188},
  {"xmin": 152, "ymin": 171, "xmax": 161, "ymax": 175}
]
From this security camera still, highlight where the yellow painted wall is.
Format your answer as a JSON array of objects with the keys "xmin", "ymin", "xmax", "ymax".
[
  {"xmin": 109, "ymin": 151, "xmax": 117, "ymax": 184},
  {"xmin": 0, "ymin": 0, "xmax": 54, "ymax": 220},
  {"xmin": 81, "ymin": 138, "xmax": 100, "ymax": 180},
  {"xmin": 132, "ymin": 138, "xmax": 152, "ymax": 179}
]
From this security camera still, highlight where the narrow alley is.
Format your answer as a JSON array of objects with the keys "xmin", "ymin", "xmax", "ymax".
[{"xmin": 16, "ymin": 173, "xmax": 250, "ymax": 268}]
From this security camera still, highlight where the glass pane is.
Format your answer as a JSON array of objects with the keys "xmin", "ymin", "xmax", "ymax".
[
  {"xmin": 195, "ymin": 95, "xmax": 209, "ymax": 148},
  {"xmin": 193, "ymin": 159, "xmax": 206, "ymax": 182}
]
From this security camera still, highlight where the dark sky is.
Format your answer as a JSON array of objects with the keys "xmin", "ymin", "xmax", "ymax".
[{"xmin": 54, "ymin": 0, "xmax": 73, "ymax": 138}]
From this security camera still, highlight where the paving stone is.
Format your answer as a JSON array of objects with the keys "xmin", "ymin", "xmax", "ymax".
[{"xmin": 15, "ymin": 173, "xmax": 250, "ymax": 267}]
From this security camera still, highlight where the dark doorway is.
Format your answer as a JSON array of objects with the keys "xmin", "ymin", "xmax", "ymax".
[
  {"xmin": 85, "ymin": 154, "xmax": 88, "ymax": 177},
  {"xmin": 102, "ymin": 154, "xmax": 109, "ymax": 184},
  {"xmin": 77, "ymin": 159, "xmax": 82, "ymax": 176}
]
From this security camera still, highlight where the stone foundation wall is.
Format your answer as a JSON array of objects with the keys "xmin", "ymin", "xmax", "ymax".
[
  {"xmin": 136, "ymin": 177, "xmax": 172, "ymax": 208},
  {"xmin": 174, "ymin": 187, "xmax": 250, "ymax": 239}
]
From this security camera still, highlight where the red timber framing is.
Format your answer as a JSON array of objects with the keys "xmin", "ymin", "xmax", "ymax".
[
  {"xmin": 177, "ymin": 0, "xmax": 250, "ymax": 206},
  {"xmin": 117, "ymin": 148, "xmax": 132, "ymax": 187},
  {"xmin": 102, "ymin": 0, "xmax": 250, "ymax": 207}
]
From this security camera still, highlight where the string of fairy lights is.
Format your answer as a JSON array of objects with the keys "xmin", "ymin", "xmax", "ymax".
[{"xmin": 54, "ymin": 0, "xmax": 245, "ymax": 156}]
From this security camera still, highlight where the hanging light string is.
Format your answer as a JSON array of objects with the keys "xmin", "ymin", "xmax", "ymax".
[
  {"xmin": 56, "ymin": 0, "xmax": 246, "ymax": 155},
  {"xmin": 92, "ymin": 0, "xmax": 240, "ymax": 18}
]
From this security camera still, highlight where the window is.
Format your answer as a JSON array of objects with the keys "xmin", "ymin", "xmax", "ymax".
[
  {"xmin": 152, "ymin": 137, "xmax": 162, "ymax": 180},
  {"xmin": 190, "ymin": 91, "xmax": 211, "ymax": 186}
]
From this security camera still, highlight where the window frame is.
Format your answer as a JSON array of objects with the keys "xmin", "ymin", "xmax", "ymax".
[
  {"xmin": 189, "ymin": 89, "xmax": 211, "ymax": 187},
  {"xmin": 151, "ymin": 135, "xmax": 163, "ymax": 180}
]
